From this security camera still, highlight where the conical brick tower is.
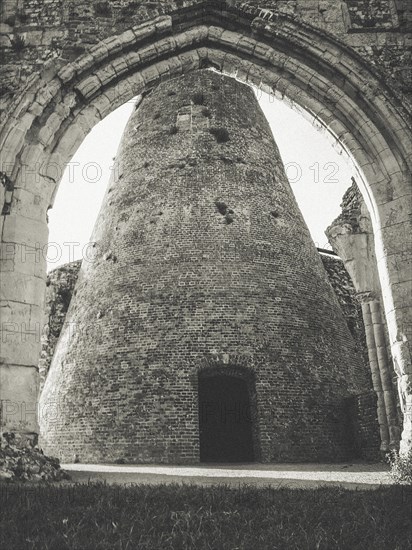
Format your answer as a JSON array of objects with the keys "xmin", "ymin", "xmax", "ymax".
[{"xmin": 40, "ymin": 70, "xmax": 372, "ymax": 463}]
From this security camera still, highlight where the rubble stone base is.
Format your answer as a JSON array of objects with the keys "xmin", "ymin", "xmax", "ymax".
[{"xmin": 0, "ymin": 432, "xmax": 69, "ymax": 482}]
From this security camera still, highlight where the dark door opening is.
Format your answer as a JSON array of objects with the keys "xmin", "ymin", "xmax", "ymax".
[{"xmin": 198, "ymin": 374, "xmax": 254, "ymax": 462}]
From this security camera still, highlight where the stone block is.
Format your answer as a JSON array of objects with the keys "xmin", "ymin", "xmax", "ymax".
[
  {"xmin": 74, "ymin": 106, "xmax": 101, "ymax": 136},
  {"xmin": 237, "ymin": 35, "xmax": 259, "ymax": 56},
  {"xmin": 95, "ymin": 64, "xmax": 117, "ymax": 87},
  {"xmin": 136, "ymin": 44, "xmax": 157, "ymax": 64},
  {"xmin": 75, "ymin": 75, "xmax": 101, "ymax": 99},
  {"xmin": 207, "ymin": 26, "xmax": 225, "ymax": 43},
  {"xmin": 38, "ymin": 120, "xmax": 58, "ymax": 147},
  {"xmin": 0, "ymin": 271, "xmax": 46, "ymax": 305},
  {"xmin": 2, "ymin": 215, "xmax": 48, "ymax": 249},
  {"xmin": 19, "ymin": 143, "xmax": 45, "ymax": 168},
  {"xmin": 385, "ymin": 253, "xmax": 412, "ymax": 286},
  {"xmin": 103, "ymin": 35, "xmax": 124, "ymax": 55},
  {"xmin": 377, "ymin": 221, "xmax": 412, "ymax": 261},
  {"xmin": 103, "ymin": 79, "xmax": 134, "ymax": 110},
  {"xmin": 0, "ymin": 300, "xmax": 31, "ymax": 326},
  {"xmin": 163, "ymin": 56, "xmax": 184, "ymax": 78},
  {"xmin": 90, "ymin": 92, "xmax": 114, "ymax": 120},
  {"xmin": 88, "ymin": 42, "xmax": 110, "ymax": 63},
  {"xmin": 118, "ymin": 29, "xmax": 136, "ymax": 48},
  {"xmin": 111, "ymin": 57, "xmax": 129, "ymax": 78},
  {"xmin": 34, "ymin": 79, "xmax": 61, "ymax": 108},
  {"xmin": 154, "ymin": 15, "xmax": 172, "ymax": 34},
  {"xmin": 57, "ymin": 64, "xmax": 76, "ymax": 83},
  {"xmin": 123, "ymin": 51, "xmax": 141, "ymax": 70},
  {"xmin": 1, "ymin": 125, "xmax": 25, "ymax": 165},
  {"xmin": 140, "ymin": 65, "xmax": 161, "ymax": 89},
  {"xmin": 154, "ymin": 36, "xmax": 177, "ymax": 58},
  {"xmin": 11, "ymin": 188, "xmax": 49, "ymax": 222},
  {"xmin": 0, "ymin": 243, "xmax": 48, "ymax": 284},
  {"xmin": 378, "ymin": 195, "xmax": 412, "ymax": 227},
  {"xmin": 53, "ymin": 123, "xmax": 88, "ymax": 166},
  {"xmin": 73, "ymin": 53, "xmax": 96, "ymax": 75},
  {"xmin": 0, "ymin": 365, "xmax": 39, "ymax": 433}
]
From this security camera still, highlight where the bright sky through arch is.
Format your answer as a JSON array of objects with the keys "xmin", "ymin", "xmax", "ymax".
[{"xmin": 47, "ymin": 91, "xmax": 355, "ymax": 271}]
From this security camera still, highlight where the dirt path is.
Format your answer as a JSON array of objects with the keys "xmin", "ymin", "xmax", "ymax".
[{"xmin": 62, "ymin": 462, "xmax": 392, "ymax": 489}]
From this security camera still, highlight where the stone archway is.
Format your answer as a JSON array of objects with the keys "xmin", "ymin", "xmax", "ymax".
[{"xmin": 0, "ymin": 1, "xmax": 411, "ymax": 453}]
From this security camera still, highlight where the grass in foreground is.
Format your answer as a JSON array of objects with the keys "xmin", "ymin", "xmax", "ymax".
[{"xmin": 1, "ymin": 483, "xmax": 411, "ymax": 549}]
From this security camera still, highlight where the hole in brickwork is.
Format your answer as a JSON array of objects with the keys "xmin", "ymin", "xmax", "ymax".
[
  {"xmin": 192, "ymin": 92, "xmax": 206, "ymax": 105},
  {"xmin": 215, "ymin": 200, "xmax": 228, "ymax": 215},
  {"xmin": 94, "ymin": 2, "xmax": 112, "ymax": 17},
  {"xmin": 209, "ymin": 127, "xmax": 230, "ymax": 143},
  {"xmin": 215, "ymin": 200, "xmax": 235, "ymax": 224},
  {"xmin": 11, "ymin": 34, "xmax": 26, "ymax": 53}
]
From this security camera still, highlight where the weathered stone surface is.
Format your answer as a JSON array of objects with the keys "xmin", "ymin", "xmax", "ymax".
[{"xmin": 0, "ymin": 365, "xmax": 39, "ymax": 433}]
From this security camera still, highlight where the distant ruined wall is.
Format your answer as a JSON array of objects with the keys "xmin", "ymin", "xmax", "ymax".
[
  {"xmin": 326, "ymin": 180, "xmax": 402, "ymax": 452},
  {"xmin": 320, "ymin": 253, "xmax": 369, "ymax": 369},
  {"xmin": 38, "ymin": 260, "xmax": 81, "ymax": 393}
]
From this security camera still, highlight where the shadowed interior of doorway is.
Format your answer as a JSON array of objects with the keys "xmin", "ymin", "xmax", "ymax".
[{"xmin": 198, "ymin": 374, "xmax": 255, "ymax": 463}]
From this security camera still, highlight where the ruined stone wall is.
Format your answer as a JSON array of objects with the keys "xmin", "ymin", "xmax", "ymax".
[
  {"xmin": 320, "ymin": 250, "xmax": 381, "ymax": 460},
  {"xmin": 320, "ymin": 252, "xmax": 369, "ymax": 371},
  {"xmin": 327, "ymin": 179, "xmax": 402, "ymax": 452},
  {"xmin": 38, "ymin": 260, "xmax": 81, "ymax": 393},
  {"xmin": 40, "ymin": 70, "xmax": 374, "ymax": 464},
  {"xmin": 0, "ymin": 0, "xmax": 410, "ymax": 115}
]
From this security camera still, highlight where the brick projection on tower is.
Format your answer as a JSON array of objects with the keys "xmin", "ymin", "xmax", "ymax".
[{"xmin": 40, "ymin": 70, "xmax": 375, "ymax": 464}]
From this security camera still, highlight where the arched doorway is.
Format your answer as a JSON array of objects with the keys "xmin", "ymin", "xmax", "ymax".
[{"xmin": 198, "ymin": 374, "xmax": 255, "ymax": 463}]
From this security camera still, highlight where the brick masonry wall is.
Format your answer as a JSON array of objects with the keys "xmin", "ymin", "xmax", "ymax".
[
  {"xmin": 346, "ymin": 391, "xmax": 382, "ymax": 461},
  {"xmin": 40, "ymin": 255, "xmax": 371, "ymax": 392},
  {"xmin": 40, "ymin": 253, "xmax": 379, "ymax": 460},
  {"xmin": 40, "ymin": 70, "xmax": 374, "ymax": 464}
]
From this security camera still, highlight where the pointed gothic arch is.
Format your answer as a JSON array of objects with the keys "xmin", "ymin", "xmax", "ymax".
[{"xmin": 0, "ymin": 3, "xmax": 411, "ymax": 453}]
